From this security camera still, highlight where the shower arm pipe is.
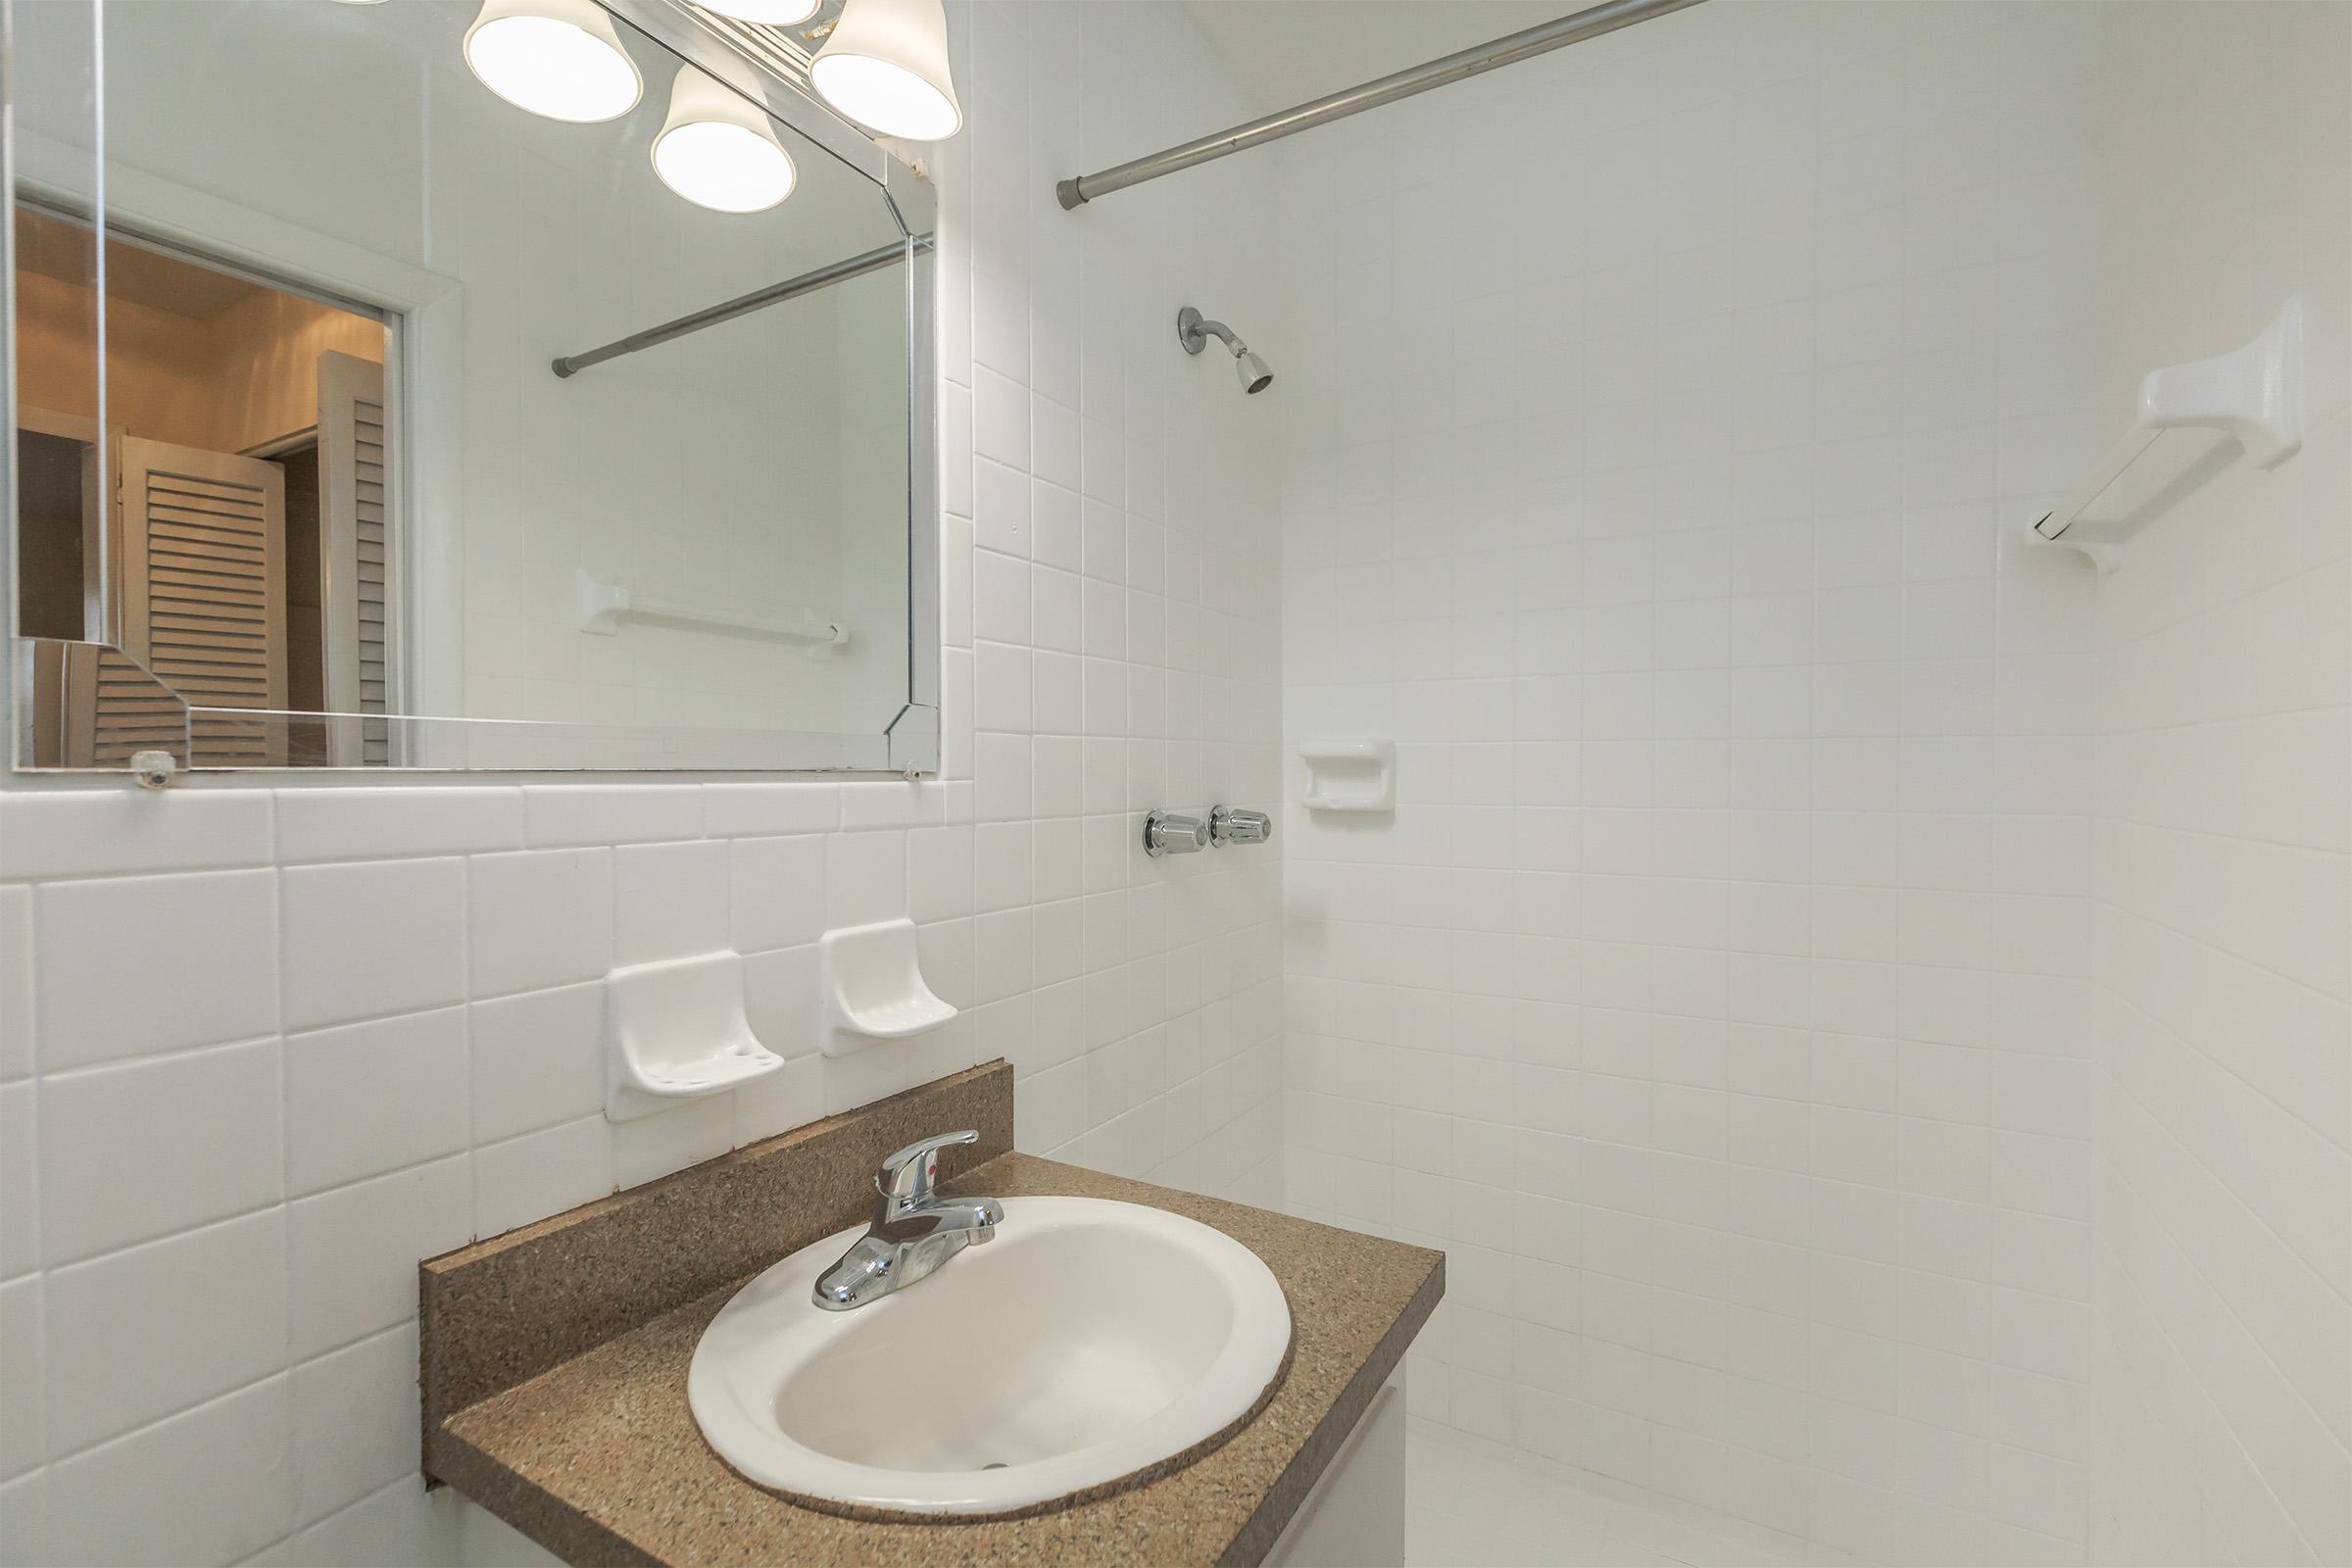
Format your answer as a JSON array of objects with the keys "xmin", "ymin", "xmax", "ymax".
[
  {"xmin": 551, "ymin": 235, "xmax": 934, "ymax": 378},
  {"xmin": 1190, "ymin": 317, "xmax": 1243, "ymax": 351},
  {"xmin": 1054, "ymin": 0, "xmax": 1709, "ymax": 211}
]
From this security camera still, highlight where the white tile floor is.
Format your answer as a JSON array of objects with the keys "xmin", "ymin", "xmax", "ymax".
[{"xmin": 1404, "ymin": 1423, "xmax": 1852, "ymax": 1568}]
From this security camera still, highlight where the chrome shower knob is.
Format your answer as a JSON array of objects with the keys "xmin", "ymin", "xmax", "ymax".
[
  {"xmin": 1209, "ymin": 806, "xmax": 1271, "ymax": 846},
  {"xmin": 1143, "ymin": 810, "xmax": 1210, "ymax": 857}
]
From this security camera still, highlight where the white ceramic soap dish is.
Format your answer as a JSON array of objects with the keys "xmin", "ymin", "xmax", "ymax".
[
  {"xmin": 605, "ymin": 950, "xmax": 785, "ymax": 1121},
  {"xmin": 819, "ymin": 917, "xmax": 956, "ymax": 1055},
  {"xmin": 1299, "ymin": 739, "xmax": 1396, "ymax": 811}
]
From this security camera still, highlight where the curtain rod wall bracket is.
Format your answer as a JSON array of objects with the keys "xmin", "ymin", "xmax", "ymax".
[{"xmin": 1053, "ymin": 0, "xmax": 1706, "ymax": 212}]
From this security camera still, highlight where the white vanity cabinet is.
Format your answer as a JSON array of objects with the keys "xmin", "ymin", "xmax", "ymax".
[{"xmin": 1264, "ymin": 1370, "xmax": 1408, "ymax": 1568}]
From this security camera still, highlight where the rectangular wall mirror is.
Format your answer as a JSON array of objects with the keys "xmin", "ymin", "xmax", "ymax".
[{"xmin": 5, "ymin": 0, "xmax": 938, "ymax": 774}]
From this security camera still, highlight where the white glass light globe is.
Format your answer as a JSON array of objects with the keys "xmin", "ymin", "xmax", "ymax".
[
  {"xmin": 809, "ymin": 0, "xmax": 962, "ymax": 141},
  {"xmin": 652, "ymin": 66, "xmax": 798, "ymax": 213},
  {"xmin": 809, "ymin": 53, "xmax": 958, "ymax": 140},
  {"xmin": 464, "ymin": 0, "xmax": 644, "ymax": 123},
  {"xmin": 654, "ymin": 120, "xmax": 797, "ymax": 212}
]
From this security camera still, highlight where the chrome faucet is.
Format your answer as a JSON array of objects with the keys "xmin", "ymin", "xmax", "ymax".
[{"xmin": 811, "ymin": 1130, "xmax": 1004, "ymax": 1310}]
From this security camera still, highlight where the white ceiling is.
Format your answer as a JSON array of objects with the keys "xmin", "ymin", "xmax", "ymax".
[{"xmin": 1180, "ymin": 0, "xmax": 1588, "ymax": 117}]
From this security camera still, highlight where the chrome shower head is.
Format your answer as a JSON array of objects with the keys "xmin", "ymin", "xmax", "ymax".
[{"xmin": 1178, "ymin": 306, "xmax": 1272, "ymax": 396}]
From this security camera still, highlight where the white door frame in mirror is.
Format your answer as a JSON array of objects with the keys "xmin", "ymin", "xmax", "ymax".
[
  {"xmin": 15, "ymin": 130, "xmax": 465, "ymax": 729},
  {"xmin": 1, "ymin": 0, "xmax": 941, "ymax": 778}
]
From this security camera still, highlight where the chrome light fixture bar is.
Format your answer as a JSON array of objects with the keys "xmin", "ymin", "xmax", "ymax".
[
  {"xmin": 692, "ymin": 0, "xmax": 821, "ymax": 23},
  {"xmin": 550, "ymin": 235, "xmax": 930, "ymax": 377},
  {"xmin": 1054, "ymin": 0, "xmax": 1707, "ymax": 210}
]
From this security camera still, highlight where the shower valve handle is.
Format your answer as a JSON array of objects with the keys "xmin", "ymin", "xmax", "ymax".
[
  {"xmin": 1209, "ymin": 806, "xmax": 1271, "ymax": 846},
  {"xmin": 1143, "ymin": 810, "xmax": 1210, "ymax": 857}
]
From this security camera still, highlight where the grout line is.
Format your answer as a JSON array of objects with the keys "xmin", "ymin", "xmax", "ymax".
[
  {"xmin": 2105, "ymin": 1054, "xmax": 2352, "ymax": 1325},
  {"xmin": 1279, "ymin": 1130, "xmax": 2099, "ymax": 1294},
  {"xmin": 2088, "ymin": 899, "xmax": 2352, "ymax": 1152},
  {"xmin": 1278, "ymin": 1060, "xmax": 2103, "ymax": 1156},
  {"xmin": 40, "ymin": 1364, "xmax": 293, "ymax": 1481},
  {"xmin": 36, "ymin": 1031, "xmax": 284, "ymax": 1085},
  {"xmin": 2096, "ymin": 1146, "xmax": 2337, "ymax": 1565}
]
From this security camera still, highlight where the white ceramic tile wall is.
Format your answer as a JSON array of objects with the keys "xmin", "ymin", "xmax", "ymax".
[
  {"xmin": 0, "ymin": 2, "xmax": 1284, "ymax": 1561},
  {"xmin": 1274, "ymin": 4, "xmax": 2116, "ymax": 1563},
  {"xmin": 2082, "ymin": 5, "xmax": 2352, "ymax": 1564},
  {"xmin": 7, "ymin": 4, "xmax": 2343, "ymax": 1566}
]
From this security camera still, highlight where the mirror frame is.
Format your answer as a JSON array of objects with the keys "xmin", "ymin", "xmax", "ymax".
[{"xmin": 0, "ymin": 0, "xmax": 940, "ymax": 777}]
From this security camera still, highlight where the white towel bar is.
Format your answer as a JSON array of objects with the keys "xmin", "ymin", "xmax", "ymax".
[
  {"xmin": 2028, "ymin": 296, "xmax": 2303, "ymax": 574},
  {"xmin": 574, "ymin": 566, "xmax": 847, "ymax": 649}
]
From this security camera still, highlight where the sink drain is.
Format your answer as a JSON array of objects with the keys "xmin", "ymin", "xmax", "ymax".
[{"xmin": 982, "ymin": 1462, "xmax": 1007, "ymax": 1471}]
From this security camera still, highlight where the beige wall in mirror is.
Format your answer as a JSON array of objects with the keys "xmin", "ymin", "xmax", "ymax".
[
  {"xmin": 15, "ymin": 210, "xmax": 389, "ymax": 765},
  {"xmin": 8, "ymin": 0, "xmax": 932, "ymax": 773}
]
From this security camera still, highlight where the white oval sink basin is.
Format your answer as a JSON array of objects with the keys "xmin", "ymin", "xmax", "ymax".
[{"xmin": 688, "ymin": 1196, "xmax": 1293, "ymax": 1516}]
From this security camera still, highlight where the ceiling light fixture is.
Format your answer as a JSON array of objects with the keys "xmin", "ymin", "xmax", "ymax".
[
  {"xmin": 651, "ymin": 66, "xmax": 798, "ymax": 213},
  {"xmin": 691, "ymin": 0, "xmax": 822, "ymax": 23},
  {"xmin": 464, "ymin": 0, "xmax": 644, "ymax": 123},
  {"xmin": 808, "ymin": 0, "xmax": 961, "ymax": 141}
]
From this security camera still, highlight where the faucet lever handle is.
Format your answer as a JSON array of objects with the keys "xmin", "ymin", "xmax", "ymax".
[{"xmin": 876, "ymin": 1129, "xmax": 979, "ymax": 1210}]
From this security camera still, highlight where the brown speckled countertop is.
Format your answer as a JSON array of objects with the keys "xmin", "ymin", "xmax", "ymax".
[{"xmin": 425, "ymin": 1143, "xmax": 1444, "ymax": 1567}]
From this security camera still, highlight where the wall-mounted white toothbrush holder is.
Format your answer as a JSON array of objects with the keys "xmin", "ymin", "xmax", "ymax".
[
  {"xmin": 2026, "ymin": 294, "xmax": 2303, "ymax": 574},
  {"xmin": 1299, "ymin": 739, "xmax": 1396, "ymax": 812},
  {"xmin": 818, "ymin": 917, "xmax": 956, "ymax": 1055},
  {"xmin": 605, "ymin": 950, "xmax": 785, "ymax": 1122}
]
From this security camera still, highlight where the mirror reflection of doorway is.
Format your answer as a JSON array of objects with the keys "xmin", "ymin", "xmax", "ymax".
[{"xmin": 12, "ymin": 206, "xmax": 393, "ymax": 764}]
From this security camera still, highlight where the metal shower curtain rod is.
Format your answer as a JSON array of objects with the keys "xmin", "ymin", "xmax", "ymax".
[
  {"xmin": 1055, "ymin": 0, "xmax": 1708, "ymax": 210},
  {"xmin": 551, "ymin": 235, "xmax": 934, "ymax": 378}
]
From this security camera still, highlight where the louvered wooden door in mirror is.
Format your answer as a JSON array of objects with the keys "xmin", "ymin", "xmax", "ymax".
[
  {"xmin": 117, "ymin": 435, "xmax": 287, "ymax": 764},
  {"xmin": 318, "ymin": 350, "xmax": 389, "ymax": 764}
]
